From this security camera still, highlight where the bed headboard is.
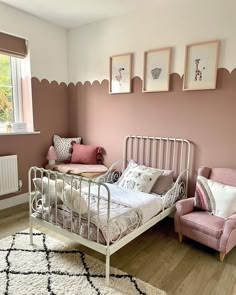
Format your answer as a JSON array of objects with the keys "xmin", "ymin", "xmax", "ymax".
[{"xmin": 123, "ymin": 135, "xmax": 191, "ymax": 191}]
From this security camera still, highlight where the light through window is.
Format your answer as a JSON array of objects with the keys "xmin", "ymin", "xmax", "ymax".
[
  {"xmin": 0, "ymin": 54, "xmax": 14, "ymax": 123},
  {"xmin": 0, "ymin": 31, "xmax": 33, "ymax": 133},
  {"xmin": 0, "ymin": 54, "xmax": 25, "ymax": 132}
]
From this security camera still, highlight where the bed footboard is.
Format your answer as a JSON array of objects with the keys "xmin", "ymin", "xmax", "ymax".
[
  {"xmin": 29, "ymin": 166, "xmax": 113, "ymax": 242},
  {"xmin": 28, "ymin": 166, "xmax": 140, "ymax": 285}
]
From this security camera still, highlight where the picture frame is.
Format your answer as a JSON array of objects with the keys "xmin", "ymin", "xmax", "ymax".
[
  {"xmin": 109, "ymin": 53, "xmax": 132, "ymax": 94},
  {"xmin": 143, "ymin": 47, "xmax": 172, "ymax": 92},
  {"xmin": 183, "ymin": 40, "xmax": 220, "ymax": 91}
]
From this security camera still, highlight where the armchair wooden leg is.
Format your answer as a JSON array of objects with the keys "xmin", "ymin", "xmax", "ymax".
[
  {"xmin": 178, "ymin": 233, "xmax": 183, "ymax": 243},
  {"xmin": 219, "ymin": 252, "xmax": 225, "ymax": 262}
]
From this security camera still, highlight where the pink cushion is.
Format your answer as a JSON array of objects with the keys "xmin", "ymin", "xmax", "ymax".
[
  {"xmin": 180, "ymin": 211, "xmax": 225, "ymax": 239},
  {"xmin": 70, "ymin": 144, "xmax": 99, "ymax": 164}
]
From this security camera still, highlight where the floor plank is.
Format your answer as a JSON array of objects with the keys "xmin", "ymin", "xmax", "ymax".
[{"xmin": 0, "ymin": 204, "xmax": 236, "ymax": 294}]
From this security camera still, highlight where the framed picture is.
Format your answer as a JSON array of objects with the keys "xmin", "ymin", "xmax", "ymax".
[
  {"xmin": 183, "ymin": 40, "xmax": 220, "ymax": 91},
  {"xmin": 143, "ymin": 47, "xmax": 172, "ymax": 92},
  {"xmin": 109, "ymin": 53, "xmax": 132, "ymax": 94}
]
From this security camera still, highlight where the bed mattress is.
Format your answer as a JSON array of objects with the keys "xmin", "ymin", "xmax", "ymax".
[{"xmin": 46, "ymin": 163, "xmax": 108, "ymax": 177}]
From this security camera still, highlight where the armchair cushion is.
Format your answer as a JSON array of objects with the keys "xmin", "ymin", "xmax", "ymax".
[{"xmin": 180, "ymin": 211, "xmax": 225, "ymax": 239}]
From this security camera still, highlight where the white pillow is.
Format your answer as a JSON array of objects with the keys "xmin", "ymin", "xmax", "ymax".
[
  {"xmin": 207, "ymin": 178, "xmax": 236, "ymax": 218},
  {"xmin": 116, "ymin": 160, "xmax": 138, "ymax": 185},
  {"xmin": 33, "ymin": 177, "xmax": 64, "ymax": 207},
  {"xmin": 117, "ymin": 160, "xmax": 163, "ymax": 193},
  {"xmin": 196, "ymin": 176, "xmax": 236, "ymax": 219},
  {"xmin": 59, "ymin": 185, "xmax": 88, "ymax": 215}
]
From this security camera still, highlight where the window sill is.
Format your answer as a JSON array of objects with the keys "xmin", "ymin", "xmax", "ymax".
[{"xmin": 0, "ymin": 131, "xmax": 40, "ymax": 136}]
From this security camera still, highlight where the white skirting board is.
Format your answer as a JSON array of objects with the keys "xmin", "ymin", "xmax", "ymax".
[{"xmin": 0, "ymin": 193, "xmax": 29, "ymax": 210}]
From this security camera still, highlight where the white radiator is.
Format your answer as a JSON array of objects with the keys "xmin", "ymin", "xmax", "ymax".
[{"xmin": 0, "ymin": 155, "xmax": 18, "ymax": 196}]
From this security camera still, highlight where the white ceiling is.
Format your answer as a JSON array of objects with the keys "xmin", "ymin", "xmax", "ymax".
[{"xmin": 0, "ymin": 0, "xmax": 158, "ymax": 29}]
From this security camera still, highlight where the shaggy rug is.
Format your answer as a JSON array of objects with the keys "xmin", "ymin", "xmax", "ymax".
[{"xmin": 0, "ymin": 230, "xmax": 166, "ymax": 295}]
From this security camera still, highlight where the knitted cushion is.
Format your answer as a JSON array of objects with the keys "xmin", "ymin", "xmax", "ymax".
[{"xmin": 53, "ymin": 134, "xmax": 81, "ymax": 162}]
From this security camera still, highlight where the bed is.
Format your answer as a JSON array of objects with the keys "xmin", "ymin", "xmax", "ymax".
[{"xmin": 29, "ymin": 135, "xmax": 191, "ymax": 285}]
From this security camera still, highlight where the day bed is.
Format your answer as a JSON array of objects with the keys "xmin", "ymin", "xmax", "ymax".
[
  {"xmin": 46, "ymin": 134, "xmax": 109, "ymax": 179},
  {"xmin": 175, "ymin": 166, "xmax": 236, "ymax": 261}
]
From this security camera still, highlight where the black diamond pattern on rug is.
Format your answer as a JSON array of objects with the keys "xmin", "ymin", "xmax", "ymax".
[{"xmin": 0, "ymin": 232, "xmax": 147, "ymax": 295}]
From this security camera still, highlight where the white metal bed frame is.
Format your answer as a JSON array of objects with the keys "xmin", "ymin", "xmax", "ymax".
[{"xmin": 28, "ymin": 135, "xmax": 191, "ymax": 285}]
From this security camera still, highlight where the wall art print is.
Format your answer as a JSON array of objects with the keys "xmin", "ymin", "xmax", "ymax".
[
  {"xmin": 109, "ymin": 53, "xmax": 132, "ymax": 94},
  {"xmin": 183, "ymin": 40, "xmax": 220, "ymax": 91},
  {"xmin": 143, "ymin": 47, "xmax": 172, "ymax": 92}
]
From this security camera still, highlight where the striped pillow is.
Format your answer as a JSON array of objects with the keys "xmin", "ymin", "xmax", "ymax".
[
  {"xmin": 195, "ymin": 175, "xmax": 236, "ymax": 218},
  {"xmin": 194, "ymin": 176, "xmax": 216, "ymax": 213}
]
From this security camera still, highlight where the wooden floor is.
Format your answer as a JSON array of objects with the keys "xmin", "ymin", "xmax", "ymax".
[{"xmin": 1, "ymin": 204, "xmax": 236, "ymax": 295}]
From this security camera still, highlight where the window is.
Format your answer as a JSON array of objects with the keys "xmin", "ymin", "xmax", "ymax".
[
  {"xmin": 0, "ymin": 54, "xmax": 23, "ymax": 128},
  {"xmin": 0, "ymin": 31, "xmax": 33, "ymax": 133}
]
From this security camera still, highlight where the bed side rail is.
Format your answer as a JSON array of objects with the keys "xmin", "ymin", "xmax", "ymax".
[{"xmin": 161, "ymin": 169, "xmax": 188, "ymax": 209}]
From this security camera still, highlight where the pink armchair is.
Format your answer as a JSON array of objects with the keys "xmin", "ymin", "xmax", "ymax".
[{"xmin": 175, "ymin": 167, "xmax": 236, "ymax": 261}]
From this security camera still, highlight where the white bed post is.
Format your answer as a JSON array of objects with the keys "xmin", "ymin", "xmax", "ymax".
[
  {"xmin": 28, "ymin": 167, "xmax": 33, "ymax": 245},
  {"xmin": 105, "ymin": 247, "xmax": 110, "ymax": 285},
  {"xmin": 106, "ymin": 186, "xmax": 111, "ymax": 286},
  {"xmin": 123, "ymin": 136, "xmax": 130, "ymax": 171}
]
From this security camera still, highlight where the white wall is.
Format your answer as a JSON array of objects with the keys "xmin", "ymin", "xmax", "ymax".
[
  {"xmin": 0, "ymin": 3, "xmax": 68, "ymax": 83},
  {"xmin": 68, "ymin": 0, "xmax": 236, "ymax": 84}
]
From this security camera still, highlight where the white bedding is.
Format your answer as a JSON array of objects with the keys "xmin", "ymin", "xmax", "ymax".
[
  {"xmin": 34, "ymin": 180, "xmax": 168, "ymax": 244},
  {"xmin": 84, "ymin": 183, "xmax": 164, "ymax": 224}
]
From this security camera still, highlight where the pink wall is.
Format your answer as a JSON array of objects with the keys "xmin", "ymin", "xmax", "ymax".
[
  {"xmin": 0, "ymin": 78, "xmax": 69, "ymax": 199},
  {"xmin": 1, "ymin": 68, "xmax": 235, "ymax": 199},
  {"xmin": 68, "ymin": 69, "xmax": 236, "ymax": 195}
]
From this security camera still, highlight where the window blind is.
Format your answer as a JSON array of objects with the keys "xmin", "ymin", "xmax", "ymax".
[{"xmin": 0, "ymin": 31, "xmax": 27, "ymax": 58}]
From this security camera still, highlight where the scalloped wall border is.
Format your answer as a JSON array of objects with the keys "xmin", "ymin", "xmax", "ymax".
[
  {"xmin": 31, "ymin": 77, "xmax": 68, "ymax": 87},
  {"xmin": 32, "ymin": 68, "xmax": 236, "ymax": 87}
]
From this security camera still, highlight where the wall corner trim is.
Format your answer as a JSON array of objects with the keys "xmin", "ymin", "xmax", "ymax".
[{"xmin": 0, "ymin": 193, "xmax": 29, "ymax": 210}]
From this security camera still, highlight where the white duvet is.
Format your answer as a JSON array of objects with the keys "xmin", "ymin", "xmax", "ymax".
[
  {"xmin": 34, "ymin": 178, "xmax": 165, "ymax": 243},
  {"xmin": 85, "ymin": 183, "xmax": 164, "ymax": 224}
]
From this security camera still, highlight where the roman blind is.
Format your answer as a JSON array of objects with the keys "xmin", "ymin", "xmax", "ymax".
[{"xmin": 0, "ymin": 31, "xmax": 27, "ymax": 58}]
